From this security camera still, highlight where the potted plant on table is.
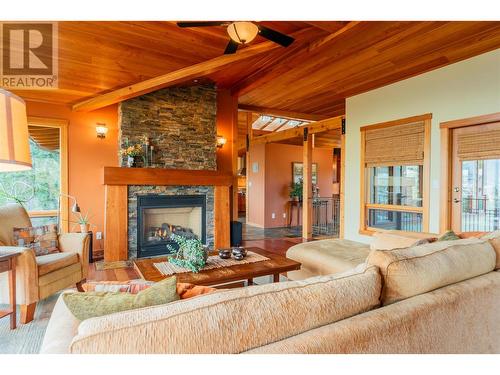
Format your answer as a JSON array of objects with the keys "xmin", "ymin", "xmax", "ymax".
[
  {"xmin": 289, "ymin": 179, "xmax": 303, "ymax": 202},
  {"xmin": 167, "ymin": 233, "xmax": 209, "ymax": 273},
  {"xmin": 74, "ymin": 211, "xmax": 92, "ymax": 233}
]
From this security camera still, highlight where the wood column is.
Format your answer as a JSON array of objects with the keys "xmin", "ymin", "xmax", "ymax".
[
  {"xmin": 214, "ymin": 185, "xmax": 231, "ymax": 248},
  {"xmin": 245, "ymin": 112, "xmax": 253, "ymax": 223},
  {"xmin": 104, "ymin": 185, "xmax": 128, "ymax": 261},
  {"xmin": 302, "ymin": 130, "xmax": 313, "ymax": 239}
]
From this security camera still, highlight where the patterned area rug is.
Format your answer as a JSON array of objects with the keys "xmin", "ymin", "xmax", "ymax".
[
  {"xmin": 0, "ymin": 293, "xmax": 60, "ymax": 354},
  {"xmin": 154, "ymin": 251, "xmax": 270, "ymax": 276}
]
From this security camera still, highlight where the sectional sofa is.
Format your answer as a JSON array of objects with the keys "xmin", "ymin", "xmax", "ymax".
[{"xmin": 40, "ymin": 235, "xmax": 500, "ymax": 354}]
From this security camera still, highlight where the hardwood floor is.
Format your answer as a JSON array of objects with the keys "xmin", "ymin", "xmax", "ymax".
[{"xmin": 87, "ymin": 237, "xmax": 305, "ymax": 282}]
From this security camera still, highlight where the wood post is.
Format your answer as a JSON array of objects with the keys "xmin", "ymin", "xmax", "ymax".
[
  {"xmin": 302, "ymin": 130, "xmax": 313, "ymax": 239},
  {"xmin": 245, "ymin": 112, "xmax": 253, "ymax": 223},
  {"xmin": 215, "ymin": 185, "xmax": 231, "ymax": 248},
  {"xmin": 104, "ymin": 185, "xmax": 128, "ymax": 262},
  {"xmin": 20, "ymin": 303, "xmax": 36, "ymax": 324}
]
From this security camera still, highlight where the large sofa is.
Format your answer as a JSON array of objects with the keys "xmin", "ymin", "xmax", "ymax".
[{"xmin": 40, "ymin": 235, "xmax": 500, "ymax": 354}]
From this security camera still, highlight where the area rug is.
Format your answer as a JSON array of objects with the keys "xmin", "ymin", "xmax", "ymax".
[
  {"xmin": 0, "ymin": 293, "xmax": 60, "ymax": 354},
  {"xmin": 94, "ymin": 260, "xmax": 133, "ymax": 271},
  {"xmin": 154, "ymin": 251, "xmax": 270, "ymax": 276}
]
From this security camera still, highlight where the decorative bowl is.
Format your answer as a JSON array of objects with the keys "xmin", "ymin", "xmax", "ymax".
[
  {"xmin": 218, "ymin": 249, "xmax": 231, "ymax": 259},
  {"xmin": 233, "ymin": 253, "xmax": 245, "ymax": 261},
  {"xmin": 231, "ymin": 247, "xmax": 247, "ymax": 258}
]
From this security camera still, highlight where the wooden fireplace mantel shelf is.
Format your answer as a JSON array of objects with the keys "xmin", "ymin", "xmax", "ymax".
[
  {"xmin": 102, "ymin": 167, "xmax": 233, "ymax": 262},
  {"xmin": 102, "ymin": 167, "xmax": 233, "ymax": 186}
]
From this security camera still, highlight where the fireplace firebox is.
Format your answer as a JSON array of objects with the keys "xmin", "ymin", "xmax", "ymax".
[{"xmin": 136, "ymin": 194, "xmax": 206, "ymax": 258}]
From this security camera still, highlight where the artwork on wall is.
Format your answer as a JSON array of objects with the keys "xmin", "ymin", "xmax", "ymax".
[{"xmin": 292, "ymin": 162, "xmax": 318, "ymax": 184}]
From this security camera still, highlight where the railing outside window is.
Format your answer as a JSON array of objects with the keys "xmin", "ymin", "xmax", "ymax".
[{"xmin": 461, "ymin": 197, "xmax": 500, "ymax": 232}]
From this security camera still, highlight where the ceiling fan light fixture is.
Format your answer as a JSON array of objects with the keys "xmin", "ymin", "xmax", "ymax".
[{"xmin": 227, "ymin": 22, "xmax": 259, "ymax": 45}]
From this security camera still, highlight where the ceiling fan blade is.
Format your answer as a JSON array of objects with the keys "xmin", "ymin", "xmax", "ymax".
[
  {"xmin": 257, "ymin": 25, "xmax": 294, "ymax": 47},
  {"xmin": 176, "ymin": 21, "xmax": 229, "ymax": 28},
  {"xmin": 224, "ymin": 39, "xmax": 239, "ymax": 54}
]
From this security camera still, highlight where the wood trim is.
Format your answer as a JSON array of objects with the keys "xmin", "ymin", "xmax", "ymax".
[
  {"xmin": 308, "ymin": 21, "xmax": 362, "ymax": 51},
  {"xmin": 440, "ymin": 127, "xmax": 452, "ymax": 233},
  {"xmin": 359, "ymin": 130, "xmax": 366, "ymax": 233},
  {"xmin": 422, "ymin": 119, "xmax": 431, "ymax": 232},
  {"xmin": 360, "ymin": 113, "xmax": 432, "ymax": 132},
  {"xmin": 104, "ymin": 185, "xmax": 128, "ymax": 262},
  {"xmin": 102, "ymin": 167, "xmax": 233, "ymax": 186},
  {"xmin": 365, "ymin": 203, "xmax": 424, "ymax": 213},
  {"xmin": 302, "ymin": 131, "xmax": 313, "ymax": 239},
  {"xmin": 339, "ymin": 133, "xmax": 346, "ymax": 239},
  {"xmin": 28, "ymin": 210, "xmax": 58, "ymax": 218},
  {"xmin": 27, "ymin": 116, "xmax": 69, "ymax": 233},
  {"xmin": 440, "ymin": 112, "xmax": 500, "ymax": 129},
  {"xmin": 238, "ymin": 104, "xmax": 328, "ymax": 122},
  {"xmin": 214, "ymin": 185, "xmax": 231, "ymax": 248},
  {"xmin": 251, "ymin": 116, "xmax": 343, "ymax": 145}
]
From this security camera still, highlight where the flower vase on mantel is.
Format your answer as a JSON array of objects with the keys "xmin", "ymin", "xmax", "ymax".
[{"xmin": 127, "ymin": 156, "xmax": 135, "ymax": 168}]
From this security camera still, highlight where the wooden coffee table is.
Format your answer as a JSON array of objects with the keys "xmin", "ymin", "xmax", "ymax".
[
  {"xmin": 0, "ymin": 252, "xmax": 19, "ymax": 329},
  {"xmin": 133, "ymin": 248, "xmax": 301, "ymax": 286}
]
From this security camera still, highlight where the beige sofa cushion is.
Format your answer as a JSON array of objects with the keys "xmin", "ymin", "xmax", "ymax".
[
  {"xmin": 286, "ymin": 239, "xmax": 370, "ymax": 280},
  {"xmin": 37, "ymin": 252, "xmax": 80, "ymax": 276},
  {"xmin": 366, "ymin": 238, "xmax": 496, "ymax": 305},
  {"xmin": 370, "ymin": 232, "xmax": 430, "ymax": 251},
  {"xmin": 481, "ymin": 230, "xmax": 500, "ymax": 269},
  {"xmin": 69, "ymin": 264, "xmax": 382, "ymax": 354}
]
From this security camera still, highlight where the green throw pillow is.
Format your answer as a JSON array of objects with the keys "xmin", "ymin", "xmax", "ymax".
[
  {"xmin": 63, "ymin": 276, "xmax": 179, "ymax": 321},
  {"xmin": 437, "ymin": 230, "xmax": 461, "ymax": 242}
]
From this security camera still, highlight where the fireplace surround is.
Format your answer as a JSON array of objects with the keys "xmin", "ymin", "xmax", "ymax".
[{"xmin": 136, "ymin": 194, "xmax": 207, "ymax": 258}]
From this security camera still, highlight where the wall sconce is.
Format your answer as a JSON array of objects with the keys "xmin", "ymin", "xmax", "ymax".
[
  {"xmin": 216, "ymin": 135, "xmax": 227, "ymax": 148},
  {"xmin": 96, "ymin": 123, "xmax": 108, "ymax": 139}
]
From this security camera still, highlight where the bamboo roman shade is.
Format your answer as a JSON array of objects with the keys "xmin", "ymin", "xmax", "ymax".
[
  {"xmin": 457, "ymin": 130, "xmax": 500, "ymax": 161},
  {"xmin": 364, "ymin": 121, "xmax": 425, "ymax": 167},
  {"xmin": 28, "ymin": 125, "xmax": 60, "ymax": 151}
]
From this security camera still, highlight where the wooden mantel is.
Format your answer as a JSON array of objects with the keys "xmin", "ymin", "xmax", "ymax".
[{"xmin": 103, "ymin": 167, "xmax": 233, "ymax": 262}]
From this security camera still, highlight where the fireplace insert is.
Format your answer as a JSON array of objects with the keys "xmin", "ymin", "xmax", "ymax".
[{"xmin": 136, "ymin": 194, "xmax": 206, "ymax": 258}]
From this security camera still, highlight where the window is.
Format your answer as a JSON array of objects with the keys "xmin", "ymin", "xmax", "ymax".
[
  {"xmin": 0, "ymin": 118, "xmax": 68, "ymax": 230},
  {"xmin": 360, "ymin": 114, "xmax": 431, "ymax": 234}
]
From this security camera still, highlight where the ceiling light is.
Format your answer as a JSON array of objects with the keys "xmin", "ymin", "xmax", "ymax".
[
  {"xmin": 0, "ymin": 89, "xmax": 32, "ymax": 172},
  {"xmin": 227, "ymin": 22, "xmax": 259, "ymax": 44}
]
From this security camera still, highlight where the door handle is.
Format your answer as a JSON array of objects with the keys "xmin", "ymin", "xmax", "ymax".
[{"xmin": 453, "ymin": 198, "xmax": 461, "ymax": 204}]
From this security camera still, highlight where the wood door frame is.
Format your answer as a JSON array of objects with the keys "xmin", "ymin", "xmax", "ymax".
[
  {"xmin": 439, "ymin": 112, "xmax": 500, "ymax": 233},
  {"xmin": 27, "ymin": 116, "xmax": 69, "ymax": 233}
]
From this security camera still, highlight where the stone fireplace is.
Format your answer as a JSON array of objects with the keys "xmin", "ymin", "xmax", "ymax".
[{"xmin": 116, "ymin": 84, "xmax": 219, "ymax": 259}]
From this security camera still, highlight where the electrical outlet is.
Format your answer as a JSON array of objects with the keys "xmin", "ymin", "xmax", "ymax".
[
  {"xmin": 283, "ymin": 213, "xmax": 286, "ymax": 218},
  {"xmin": 96, "ymin": 231, "xmax": 102, "ymax": 240},
  {"xmin": 271, "ymin": 213, "xmax": 276, "ymax": 219}
]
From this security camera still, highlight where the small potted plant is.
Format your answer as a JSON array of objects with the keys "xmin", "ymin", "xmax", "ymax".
[
  {"xmin": 167, "ymin": 234, "xmax": 209, "ymax": 273},
  {"xmin": 120, "ymin": 142, "xmax": 143, "ymax": 167},
  {"xmin": 289, "ymin": 179, "xmax": 303, "ymax": 201},
  {"xmin": 74, "ymin": 211, "xmax": 92, "ymax": 233}
]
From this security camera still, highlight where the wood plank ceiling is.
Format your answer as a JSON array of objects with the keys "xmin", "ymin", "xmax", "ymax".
[{"xmin": 11, "ymin": 21, "xmax": 500, "ymax": 120}]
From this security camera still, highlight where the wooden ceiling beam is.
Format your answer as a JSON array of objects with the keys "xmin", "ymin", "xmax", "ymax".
[
  {"xmin": 72, "ymin": 27, "xmax": 319, "ymax": 112},
  {"xmin": 308, "ymin": 21, "xmax": 362, "ymax": 51},
  {"xmin": 238, "ymin": 104, "xmax": 327, "ymax": 122},
  {"xmin": 251, "ymin": 116, "xmax": 343, "ymax": 145}
]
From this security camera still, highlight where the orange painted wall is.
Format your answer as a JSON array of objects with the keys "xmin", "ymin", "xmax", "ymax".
[
  {"xmin": 247, "ymin": 143, "xmax": 266, "ymax": 227},
  {"xmin": 26, "ymin": 101, "xmax": 119, "ymax": 251},
  {"xmin": 248, "ymin": 143, "xmax": 334, "ymax": 228}
]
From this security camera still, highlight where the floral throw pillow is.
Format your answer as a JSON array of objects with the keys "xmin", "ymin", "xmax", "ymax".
[{"xmin": 13, "ymin": 224, "xmax": 60, "ymax": 256}]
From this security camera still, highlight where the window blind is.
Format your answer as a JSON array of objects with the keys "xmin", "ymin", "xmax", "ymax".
[
  {"xmin": 364, "ymin": 121, "xmax": 425, "ymax": 167},
  {"xmin": 28, "ymin": 126, "xmax": 60, "ymax": 151},
  {"xmin": 457, "ymin": 129, "xmax": 500, "ymax": 161}
]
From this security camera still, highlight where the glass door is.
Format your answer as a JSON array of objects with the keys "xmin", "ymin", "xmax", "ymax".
[{"xmin": 451, "ymin": 122, "xmax": 500, "ymax": 232}]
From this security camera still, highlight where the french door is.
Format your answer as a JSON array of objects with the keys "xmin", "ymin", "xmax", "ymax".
[{"xmin": 451, "ymin": 121, "xmax": 500, "ymax": 233}]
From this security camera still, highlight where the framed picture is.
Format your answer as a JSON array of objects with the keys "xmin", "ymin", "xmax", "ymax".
[{"xmin": 292, "ymin": 162, "xmax": 318, "ymax": 184}]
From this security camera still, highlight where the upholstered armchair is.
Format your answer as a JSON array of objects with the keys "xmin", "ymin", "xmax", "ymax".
[{"xmin": 0, "ymin": 204, "xmax": 90, "ymax": 323}]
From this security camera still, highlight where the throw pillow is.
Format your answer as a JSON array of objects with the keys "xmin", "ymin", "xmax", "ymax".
[
  {"xmin": 82, "ymin": 280, "xmax": 218, "ymax": 299},
  {"xmin": 63, "ymin": 276, "xmax": 179, "ymax": 321},
  {"xmin": 13, "ymin": 224, "xmax": 59, "ymax": 256},
  {"xmin": 481, "ymin": 230, "xmax": 500, "ymax": 270},
  {"xmin": 437, "ymin": 230, "xmax": 461, "ymax": 242}
]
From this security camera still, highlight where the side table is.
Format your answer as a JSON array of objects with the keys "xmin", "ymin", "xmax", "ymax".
[{"xmin": 0, "ymin": 252, "xmax": 20, "ymax": 329}]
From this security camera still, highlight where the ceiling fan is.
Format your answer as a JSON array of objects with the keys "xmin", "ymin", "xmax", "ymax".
[{"xmin": 176, "ymin": 21, "xmax": 295, "ymax": 54}]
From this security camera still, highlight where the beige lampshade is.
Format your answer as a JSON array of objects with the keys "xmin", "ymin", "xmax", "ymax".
[{"xmin": 0, "ymin": 89, "xmax": 32, "ymax": 172}]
